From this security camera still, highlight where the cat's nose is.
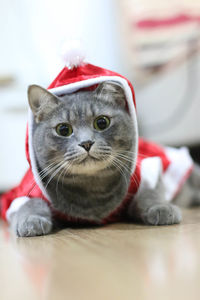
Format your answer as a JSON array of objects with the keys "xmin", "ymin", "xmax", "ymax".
[{"xmin": 79, "ymin": 140, "xmax": 94, "ymax": 152}]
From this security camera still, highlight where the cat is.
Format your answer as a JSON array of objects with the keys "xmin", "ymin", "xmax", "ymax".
[{"xmin": 8, "ymin": 82, "xmax": 200, "ymax": 236}]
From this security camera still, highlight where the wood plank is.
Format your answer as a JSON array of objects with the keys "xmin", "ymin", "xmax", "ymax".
[{"xmin": 0, "ymin": 208, "xmax": 200, "ymax": 300}]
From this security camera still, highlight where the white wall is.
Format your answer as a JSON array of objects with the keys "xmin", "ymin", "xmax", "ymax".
[
  {"xmin": 136, "ymin": 54, "xmax": 200, "ymax": 146},
  {"xmin": 0, "ymin": 0, "xmax": 122, "ymax": 86}
]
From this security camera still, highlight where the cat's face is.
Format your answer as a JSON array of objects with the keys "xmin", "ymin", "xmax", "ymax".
[{"xmin": 28, "ymin": 82, "xmax": 136, "ymax": 177}]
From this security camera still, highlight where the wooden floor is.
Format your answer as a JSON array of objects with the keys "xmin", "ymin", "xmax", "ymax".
[{"xmin": 1, "ymin": 209, "xmax": 200, "ymax": 300}]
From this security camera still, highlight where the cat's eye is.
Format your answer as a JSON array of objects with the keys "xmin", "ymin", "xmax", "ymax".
[
  {"xmin": 56, "ymin": 123, "xmax": 73, "ymax": 137},
  {"xmin": 94, "ymin": 116, "xmax": 110, "ymax": 131}
]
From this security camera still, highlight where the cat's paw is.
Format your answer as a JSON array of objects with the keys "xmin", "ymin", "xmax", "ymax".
[
  {"xmin": 15, "ymin": 215, "xmax": 52, "ymax": 237},
  {"xmin": 144, "ymin": 204, "xmax": 182, "ymax": 226}
]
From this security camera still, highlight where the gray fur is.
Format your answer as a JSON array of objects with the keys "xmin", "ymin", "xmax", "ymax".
[
  {"xmin": 127, "ymin": 175, "xmax": 182, "ymax": 225},
  {"xmin": 127, "ymin": 164, "xmax": 200, "ymax": 225},
  {"xmin": 9, "ymin": 81, "xmax": 136, "ymax": 236},
  {"xmin": 10, "ymin": 198, "xmax": 52, "ymax": 237},
  {"xmin": 31, "ymin": 82, "xmax": 136, "ymax": 224},
  {"xmin": 9, "ymin": 81, "xmax": 200, "ymax": 236}
]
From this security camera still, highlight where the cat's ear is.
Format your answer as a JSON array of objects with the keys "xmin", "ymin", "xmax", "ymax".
[
  {"xmin": 95, "ymin": 81, "xmax": 126, "ymax": 109},
  {"xmin": 28, "ymin": 85, "xmax": 59, "ymax": 123}
]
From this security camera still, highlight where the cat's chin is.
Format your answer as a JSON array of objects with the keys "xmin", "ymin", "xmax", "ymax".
[{"xmin": 69, "ymin": 157, "xmax": 111, "ymax": 175}]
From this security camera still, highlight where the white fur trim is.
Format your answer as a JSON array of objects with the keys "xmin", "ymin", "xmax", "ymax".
[
  {"xmin": 135, "ymin": 147, "xmax": 193, "ymax": 202},
  {"xmin": 6, "ymin": 196, "xmax": 30, "ymax": 223},
  {"xmin": 163, "ymin": 147, "xmax": 193, "ymax": 201},
  {"xmin": 28, "ymin": 108, "xmax": 50, "ymax": 200},
  {"xmin": 28, "ymin": 75, "xmax": 138, "ymax": 201},
  {"xmin": 60, "ymin": 40, "xmax": 85, "ymax": 69},
  {"xmin": 136, "ymin": 157, "xmax": 163, "ymax": 198}
]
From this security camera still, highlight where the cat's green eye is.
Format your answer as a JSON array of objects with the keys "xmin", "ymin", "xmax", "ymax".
[
  {"xmin": 56, "ymin": 123, "xmax": 73, "ymax": 137},
  {"xmin": 94, "ymin": 116, "xmax": 110, "ymax": 131}
]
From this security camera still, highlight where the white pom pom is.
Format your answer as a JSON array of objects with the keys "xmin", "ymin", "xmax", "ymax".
[{"xmin": 60, "ymin": 40, "xmax": 86, "ymax": 69}]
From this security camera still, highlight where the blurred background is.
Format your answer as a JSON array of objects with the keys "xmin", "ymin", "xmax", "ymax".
[{"xmin": 0, "ymin": 0, "xmax": 200, "ymax": 191}]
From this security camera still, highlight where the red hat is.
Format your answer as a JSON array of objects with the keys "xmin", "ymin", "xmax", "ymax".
[{"xmin": 47, "ymin": 59, "xmax": 137, "ymax": 120}]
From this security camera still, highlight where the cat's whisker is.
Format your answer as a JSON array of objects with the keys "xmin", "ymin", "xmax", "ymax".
[
  {"xmin": 114, "ymin": 153, "xmax": 133, "ymax": 163},
  {"xmin": 38, "ymin": 161, "xmax": 61, "ymax": 178},
  {"xmin": 114, "ymin": 157, "xmax": 140, "ymax": 190},
  {"xmin": 94, "ymin": 149, "xmax": 111, "ymax": 154},
  {"xmin": 37, "ymin": 158, "xmax": 73, "ymax": 194},
  {"xmin": 26, "ymin": 160, "xmax": 64, "ymax": 196},
  {"xmin": 115, "ymin": 151, "xmax": 152, "ymax": 173},
  {"xmin": 39, "ymin": 161, "xmax": 64, "ymax": 181},
  {"xmin": 116, "ymin": 149, "xmax": 135, "ymax": 153},
  {"xmin": 56, "ymin": 161, "xmax": 70, "ymax": 196},
  {"xmin": 45, "ymin": 161, "xmax": 68, "ymax": 190},
  {"xmin": 109, "ymin": 154, "xmax": 131, "ymax": 185},
  {"xmin": 64, "ymin": 150, "xmax": 78, "ymax": 158},
  {"xmin": 98, "ymin": 146, "xmax": 112, "ymax": 150},
  {"xmin": 117, "ymin": 149, "xmax": 149, "ymax": 159},
  {"xmin": 115, "ymin": 156, "xmax": 139, "ymax": 176},
  {"xmin": 113, "ymin": 157, "xmax": 139, "ymax": 189},
  {"xmin": 61, "ymin": 162, "xmax": 73, "ymax": 187},
  {"xmin": 92, "ymin": 150, "xmax": 111, "ymax": 159},
  {"xmin": 39, "ymin": 161, "xmax": 64, "ymax": 182},
  {"xmin": 108, "ymin": 156, "xmax": 129, "ymax": 189},
  {"xmin": 112, "ymin": 159, "xmax": 132, "ymax": 180},
  {"xmin": 121, "ymin": 161, "xmax": 140, "ymax": 189},
  {"xmin": 112, "ymin": 155, "xmax": 132, "ymax": 170},
  {"xmin": 64, "ymin": 153, "xmax": 84, "ymax": 162}
]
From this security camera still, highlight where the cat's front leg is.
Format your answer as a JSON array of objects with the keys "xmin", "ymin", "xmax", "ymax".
[
  {"xmin": 9, "ymin": 198, "xmax": 53, "ymax": 237},
  {"xmin": 127, "ymin": 175, "xmax": 182, "ymax": 226}
]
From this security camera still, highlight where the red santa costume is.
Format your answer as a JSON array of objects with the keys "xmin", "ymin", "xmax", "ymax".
[{"xmin": 0, "ymin": 55, "xmax": 193, "ymax": 224}]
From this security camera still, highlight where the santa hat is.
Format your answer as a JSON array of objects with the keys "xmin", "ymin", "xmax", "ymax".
[{"xmin": 47, "ymin": 45, "xmax": 137, "ymax": 123}]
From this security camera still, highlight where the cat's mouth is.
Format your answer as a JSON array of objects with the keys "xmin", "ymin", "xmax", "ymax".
[
  {"xmin": 78, "ymin": 153, "xmax": 103, "ymax": 163},
  {"xmin": 64, "ymin": 148, "xmax": 112, "ymax": 174},
  {"xmin": 68, "ymin": 152, "xmax": 112, "ymax": 175}
]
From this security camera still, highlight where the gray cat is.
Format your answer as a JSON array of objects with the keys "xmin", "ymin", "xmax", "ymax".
[{"xmin": 9, "ymin": 82, "xmax": 200, "ymax": 236}]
